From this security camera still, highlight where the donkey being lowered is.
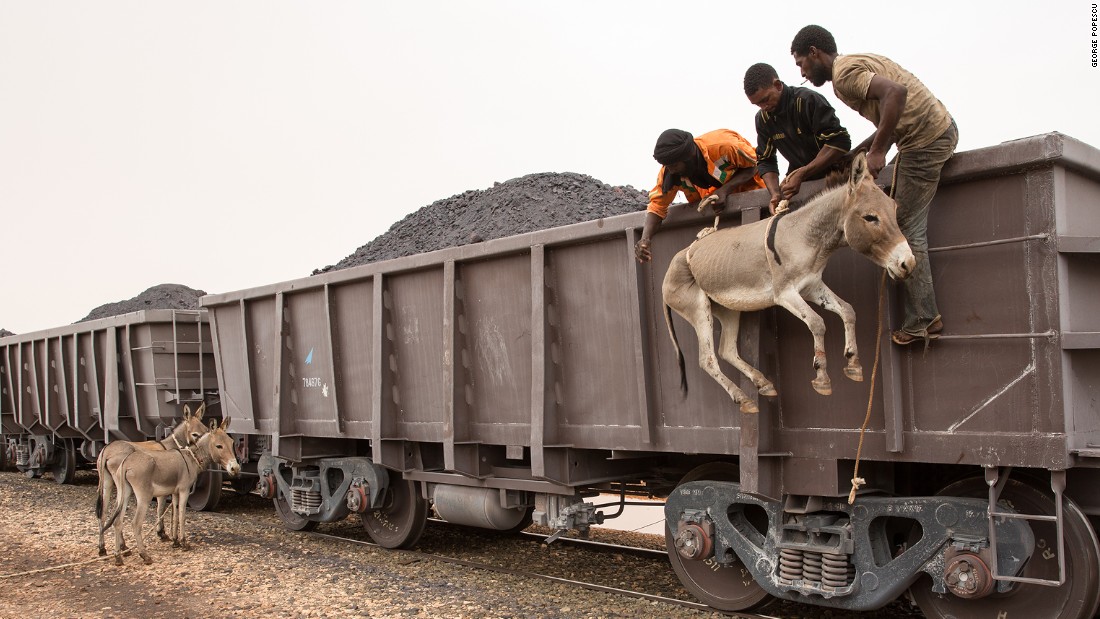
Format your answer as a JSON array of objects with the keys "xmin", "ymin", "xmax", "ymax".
[
  {"xmin": 100, "ymin": 417, "xmax": 241, "ymax": 565},
  {"xmin": 662, "ymin": 152, "xmax": 915, "ymax": 413}
]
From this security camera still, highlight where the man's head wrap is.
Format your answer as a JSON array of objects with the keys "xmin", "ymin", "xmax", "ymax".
[
  {"xmin": 653, "ymin": 129, "xmax": 698, "ymax": 165},
  {"xmin": 653, "ymin": 129, "xmax": 717, "ymax": 194}
]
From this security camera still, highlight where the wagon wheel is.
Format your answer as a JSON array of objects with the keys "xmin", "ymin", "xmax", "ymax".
[
  {"xmin": 359, "ymin": 471, "xmax": 427, "ymax": 549},
  {"xmin": 231, "ymin": 476, "xmax": 259, "ymax": 495},
  {"xmin": 665, "ymin": 462, "xmax": 777, "ymax": 612},
  {"xmin": 49, "ymin": 439, "xmax": 77, "ymax": 485},
  {"xmin": 273, "ymin": 487, "xmax": 318, "ymax": 532},
  {"xmin": 187, "ymin": 470, "xmax": 223, "ymax": 511},
  {"xmin": 909, "ymin": 476, "xmax": 1100, "ymax": 619}
]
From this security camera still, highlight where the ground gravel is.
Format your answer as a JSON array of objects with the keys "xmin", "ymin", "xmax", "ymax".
[
  {"xmin": 0, "ymin": 470, "xmax": 707, "ymax": 619},
  {"xmin": 0, "ymin": 469, "xmax": 926, "ymax": 618}
]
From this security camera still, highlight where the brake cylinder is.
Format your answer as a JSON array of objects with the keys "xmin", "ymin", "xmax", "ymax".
[{"xmin": 431, "ymin": 485, "xmax": 526, "ymax": 530}]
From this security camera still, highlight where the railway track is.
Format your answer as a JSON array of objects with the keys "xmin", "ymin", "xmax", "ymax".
[
  {"xmin": 306, "ymin": 528, "xmax": 774, "ymax": 619},
  {"xmin": 205, "ymin": 495, "xmax": 925, "ymax": 618}
]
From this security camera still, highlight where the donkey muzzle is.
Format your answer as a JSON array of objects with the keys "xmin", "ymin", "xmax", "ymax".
[
  {"xmin": 885, "ymin": 241, "xmax": 917, "ymax": 280},
  {"xmin": 224, "ymin": 460, "xmax": 242, "ymax": 478}
]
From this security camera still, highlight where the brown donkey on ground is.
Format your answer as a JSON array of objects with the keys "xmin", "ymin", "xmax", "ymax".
[
  {"xmin": 100, "ymin": 417, "xmax": 240, "ymax": 565},
  {"xmin": 662, "ymin": 152, "xmax": 916, "ymax": 413},
  {"xmin": 95, "ymin": 403, "xmax": 209, "ymax": 556}
]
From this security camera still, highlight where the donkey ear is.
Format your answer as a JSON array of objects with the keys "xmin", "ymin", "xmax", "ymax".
[
  {"xmin": 182, "ymin": 404, "xmax": 193, "ymax": 418},
  {"xmin": 848, "ymin": 151, "xmax": 868, "ymax": 195},
  {"xmin": 220, "ymin": 417, "xmax": 232, "ymax": 431},
  {"xmin": 208, "ymin": 419, "xmax": 220, "ymax": 432},
  {"xmin": 195, "ymin": 402, "xmax": 206, "ymax": 417}
]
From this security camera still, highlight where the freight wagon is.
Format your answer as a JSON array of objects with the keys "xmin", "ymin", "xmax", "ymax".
[
  {"xmin": 203, "ymin": 132, "xmax": 1099, "ymax": 618},
  {"xmin": 0, "ymin": 309, "xmax": 225, "ymax": 509}
]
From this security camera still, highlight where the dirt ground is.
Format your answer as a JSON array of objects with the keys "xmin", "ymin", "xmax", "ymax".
[{"xmin": 0, "ymin": 470, "xmax": 716, "ymax": 619}]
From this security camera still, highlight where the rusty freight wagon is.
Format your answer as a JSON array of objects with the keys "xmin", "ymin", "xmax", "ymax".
[
  {"xmin": 0, "ymin": 309, "xmax": 225, "ymax": 510},
  {"xmin": 202, "ymin": 132, "xmax": 1100, "ymax": 618}
]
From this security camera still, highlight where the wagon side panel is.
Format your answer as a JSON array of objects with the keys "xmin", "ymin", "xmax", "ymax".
[
  {"xmin": 1057, "ymin": 166, "xmax": 1100, "ymax": 446},
  {"xmin": 329, "ymin": 278, "xmax": 376, "ymax": 438},
  {"xmin": 458, "ymin": 253, "xmax": 533, "ymax": 448}
]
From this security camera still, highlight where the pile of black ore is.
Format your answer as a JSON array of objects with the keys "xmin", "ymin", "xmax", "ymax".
[
  {"xmin": 79, "ymin": 283, "xmax": 208, "ymax": 322},
  {"xmin": 0, "ymin": 329, "xmax": 13, "ymax": 338},
  {"xmin": 313, "ymin": 171, "xmax": 648, "ymax": 274}
]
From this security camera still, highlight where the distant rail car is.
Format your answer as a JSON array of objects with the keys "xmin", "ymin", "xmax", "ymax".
[{"xmin": 0, "ymin": 309, "xmax": 225, "ymax": 509}]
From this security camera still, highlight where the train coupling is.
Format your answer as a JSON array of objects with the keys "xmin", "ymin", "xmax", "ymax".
[{"xmin": 534, "ymin": 495, "xmax": 604, "ymax": 543}]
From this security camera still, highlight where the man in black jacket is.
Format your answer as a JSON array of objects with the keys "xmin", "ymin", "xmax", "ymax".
[{"xmin": 744, "ymin": 62, "xmax": 851, "ymax": 214}]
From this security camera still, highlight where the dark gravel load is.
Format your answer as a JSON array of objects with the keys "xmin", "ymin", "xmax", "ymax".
[
  {"xmin": 0, "ymin": 329, "xmax": 13, "ymax": 338},
  {"xmin": 78, "ymin": 283, "xmax": 207, "ymax": 323},
  {"xmin": 314, "ymin": 171, "xmax": 648, "ymax": 274}
]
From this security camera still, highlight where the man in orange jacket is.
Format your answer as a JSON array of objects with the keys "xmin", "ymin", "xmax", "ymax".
[{"xmin": 634, "ymin": 128, "xmax": 765, "ymax": 263}]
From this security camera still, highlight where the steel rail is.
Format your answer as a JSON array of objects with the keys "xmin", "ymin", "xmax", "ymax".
[{"xmin": 305, "ymin": 529, "xmax": 775, "ymax": 619}]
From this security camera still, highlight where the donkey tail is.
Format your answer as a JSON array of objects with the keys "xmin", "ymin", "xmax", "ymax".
[
  {"xmin": 100, "ymin": 452, "xmax": 132, "ymax": 532},
  {"xmin": 100, "ymin": 497, "xmax": 125, "ymax": 533},
  {"xmin": 664, "ymin": 304, "xmax": 688, "ymax": 394},
  {"xmin": 94, "ymin": 452, "xmax": 106, "ymax": 519}
]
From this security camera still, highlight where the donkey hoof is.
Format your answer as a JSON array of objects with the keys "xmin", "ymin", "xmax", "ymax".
[
  {"xmin": 844, "ymin": 366, "xmax": 864, "ymax": 382},
  {"xmin": 172, "ymin": 540, "xmax": 181, "ymax": 549},
  {"xmin": 140, "ymin": 552, "xmax": 153, "ymax": 565},
  {"xmin": 758, "ymin": 384, "xmax": 778, "ymax": 397},
  {"xmin": 98, "ymin": 547, "xmax": 106, "ymax": 557},
  {"xmin": 739, "ymin": 401, "xmax": 759, "ymax": 414},
  {"xmin": 114, "ymin": 556, "xmax": 124, "ymax": 566},
  {"xmin": 812, "ymin": 378, "xmax": 833, "ymax": 396}
]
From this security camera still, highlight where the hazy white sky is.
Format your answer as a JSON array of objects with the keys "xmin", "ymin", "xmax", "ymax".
[{"xmin": 1, "ymin": 1, "xmax": 1095, "ymax": 334}]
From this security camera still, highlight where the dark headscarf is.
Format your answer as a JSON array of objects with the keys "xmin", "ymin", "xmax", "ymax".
[
  {"xmin": 653, "ymin": 129, "xmax": 718, "ymax": 194},
  {"xmin": 653, "ymin": 129, "xmax": 697, "ymax": 165}
]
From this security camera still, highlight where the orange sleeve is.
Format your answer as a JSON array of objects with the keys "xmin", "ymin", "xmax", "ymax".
[
  {"xmin": 718, "ymin": 136, "xmax": 758, "ymax": 170},
  {"xmin": 646, "ymin": 167, "xmax": 702, "ymax": 219},
  {"xmin": 718, "ymin": 138, "xmax": 767, "ymax": 192}
]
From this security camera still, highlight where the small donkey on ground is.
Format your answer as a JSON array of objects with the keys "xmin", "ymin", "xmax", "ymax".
[
  {"xmin": 662, "ymin": 152, "xmax": 915, "ymax": 413},
  {"xmin": 100, "ymin": 417, "xmax": 240, "ymax": 565},
  {"xmin": 95, "ymin": 403, "xmax": 209, "ymax": 556}
]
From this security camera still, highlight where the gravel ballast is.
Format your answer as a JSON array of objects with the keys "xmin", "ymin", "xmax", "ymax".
[{"xmin": 0, "ymin": 469, "xmax": 928, "ymax": 619}]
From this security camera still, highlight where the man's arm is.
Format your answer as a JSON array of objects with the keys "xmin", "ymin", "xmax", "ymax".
[
  {"xmin": 762, "ymin": 171, "xmax": 782, "ymax": 214},
  {"xmin": 753, "ymin": 115, "xmax": 782, "ymax": 213},
  {"xmin": 635, "ymin": 212, "xmax": 663, "ymax": 263},
  {"xmin": 777, "ymin": 92, "xmax": 852, "ymax": 202},
  {"xmin": 863, "ymin": 74, "xmax": 907, "ymax": 178},
  {"xmin": 779, "ymin": 146, "xmax": 846, "ymax": 200}
]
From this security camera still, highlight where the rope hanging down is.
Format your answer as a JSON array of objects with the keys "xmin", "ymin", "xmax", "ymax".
[
  {"xmin": 849, "ymin": 159, "xmax": 900, "ymax": 504},
  {"xmin": 848, "ymin": 268, "xmax": 887, "ymax": 504}
]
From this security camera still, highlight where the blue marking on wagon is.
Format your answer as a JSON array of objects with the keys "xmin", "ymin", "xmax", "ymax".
[{"xmin": 305, "ymin": 348, "xmax": 314, "ymax": 365}]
